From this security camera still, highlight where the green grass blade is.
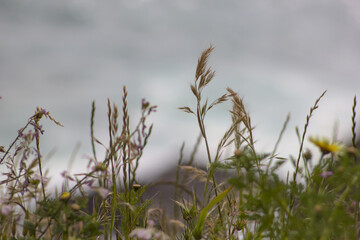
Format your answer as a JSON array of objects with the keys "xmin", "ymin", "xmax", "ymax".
[{"xmin": 193, "ymin": 186, "xmax": 232, "ymax": 239}]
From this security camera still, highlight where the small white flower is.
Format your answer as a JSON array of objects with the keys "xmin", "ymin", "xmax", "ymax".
[
  {"xmin": 1, "ymin": 204, "xmax": 13, "ymax": 215},
  {"xmin": 129, "ymin": 228, "xmax": 153, "ymax": 240}
]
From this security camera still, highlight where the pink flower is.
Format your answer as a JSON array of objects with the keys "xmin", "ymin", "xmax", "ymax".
[
  {"xmin": 1, "ymin": 204, "xmax": 13, "ymax": 215},
  {"xmin": 60, "ymin": 171, "xmax": 74, "ymax": 181},
  {"xmin": 83, "ymin": 179, "xmax": 95, "ymax": 187},
  {"xmin": 129, "ymin": 228, "xmax": 152, "ymax": 240},
  {"xmin": 320, "ymin": 171, "xmax": 333, "ymax": 178}
]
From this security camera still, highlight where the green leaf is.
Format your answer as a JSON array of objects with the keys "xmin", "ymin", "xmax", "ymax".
[{"xmin": 192, "ymin": 186, "xmax": 232, "ymax": 239}]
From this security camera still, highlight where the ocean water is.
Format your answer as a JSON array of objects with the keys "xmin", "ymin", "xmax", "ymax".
[{"xmin": 1, "ymin": 0, "xmax": 360, "ymax": 187}]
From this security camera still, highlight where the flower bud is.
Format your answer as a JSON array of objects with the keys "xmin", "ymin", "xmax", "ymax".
[
  {"xmin": 71, "ymin": 203, "xmax": 80, "ymax": 211},
  {"xmin": 60, "ymin": 192, "xmax": 71, "ymax": 201},
  {"xmin": 234, "ymin": 149, "xmax": 242, "ymax": 157}
]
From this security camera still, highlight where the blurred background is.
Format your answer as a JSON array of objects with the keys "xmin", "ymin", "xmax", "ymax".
[{"xmin": 1, "ymin": 0, "xmax": 359, "ymax": 187}]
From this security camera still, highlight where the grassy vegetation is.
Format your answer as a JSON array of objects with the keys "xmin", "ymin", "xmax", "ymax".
[{"xmin": 0, "ymin": 46, "xmax": 359, "ymax": 239}]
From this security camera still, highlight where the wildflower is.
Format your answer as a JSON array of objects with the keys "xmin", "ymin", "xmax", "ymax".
[
  {"xmin": 309, "ymin": 136, "xmax": 341, "ymax": 155},
  {"xmin": 129, "ymin": 227, "xmax": 170, "ymax": 240},
  {"xmin": 34, "ymin": 106, "xmax": 64, "ymax": 127},
  {"xmin": 30, "ymin": 122, "xmax": 44, "ymax": 135},
  {"xmin": 129, "ymin": 228, "xmax": 152, "ymax": 240},
  {"xmin": 83, "ymin": 179, "xmax": 95, "ymax": 187},
  {"xmin": 20, "ymin": 179, "xmax": 30, "ymax": 196},
  {"xmin": 34, "ymin": 107, "xmax": 47, "ymax": 120},
  {"xmin": 154, "ymin": 232, "xmax": 170, "ymax": 240},
  {"xmin": 60, "ymin": 171, "xmax": 74, "ymax": 181},
  {"xmin": 94, "ymin": 187, "xmax": 111, "ymax": 199},
  {"xmin": 1, "ymin": 204, "xmax": 14, "ymax": 215},
  {"xmin": 133, "ymin": 183, "xmax": 141, "ymax": 191},
  {"xmin": 60, "ymin": 191, "xmax": 71, "ymax": 201},
  {"xmin": 147, "ymin": 219, "xmax": 155, "ymax": 228},
  {"xmin": 71, "ymin": 203, "xmax": 81, "ymax": 211},
  {"xmin": 234, "ymin": 149, "xmax": 242, "ymax": 157},
  {"xmin": 141, "ymin": 98, "xmax": 150, "ymax": 110},
  {"xmin": 320, "ymin": 171, "xmax": 333, "ymax": 178}
]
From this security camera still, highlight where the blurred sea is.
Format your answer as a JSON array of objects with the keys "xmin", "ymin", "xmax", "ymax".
[{"xmin": 1, "ymin": 0, "xmax": 360, "ymax": 187}]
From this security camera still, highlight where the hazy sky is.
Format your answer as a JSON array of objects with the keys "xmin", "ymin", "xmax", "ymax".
[{"xmin": 1, "ymin": 0, "xmax": 360, "ymax": 185}]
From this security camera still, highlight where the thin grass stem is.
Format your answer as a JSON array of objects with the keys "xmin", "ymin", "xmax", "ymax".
[{"xmin": 266, "ymin": 113, "xmax": 290, "ymax": 175}]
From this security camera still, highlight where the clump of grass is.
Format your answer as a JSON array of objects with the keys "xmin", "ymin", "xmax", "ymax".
[{"xmin": 0, "ymin": 47, "xmax": 360, "ymax": 239}]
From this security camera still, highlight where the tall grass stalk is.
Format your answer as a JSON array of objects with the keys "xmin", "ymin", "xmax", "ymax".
[{"xmin": 293, "ymin": 90, "xmax": 326, "ymax": 184}]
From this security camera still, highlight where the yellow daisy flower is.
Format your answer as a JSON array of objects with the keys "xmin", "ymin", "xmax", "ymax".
[{"xmin": 309, "ymin": 136, "xmax": 341, "ymax": 155}]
